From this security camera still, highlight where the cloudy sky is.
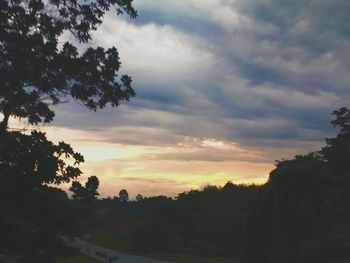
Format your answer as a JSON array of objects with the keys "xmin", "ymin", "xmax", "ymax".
[{"xmin": 17, "ymin": 0, "xmax": 350, "ymax": 198}]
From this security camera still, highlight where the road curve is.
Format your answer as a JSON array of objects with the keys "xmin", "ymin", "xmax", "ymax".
[{"xmin": 66, "ymin": 238, "xmax": 176, "ymax": 263}]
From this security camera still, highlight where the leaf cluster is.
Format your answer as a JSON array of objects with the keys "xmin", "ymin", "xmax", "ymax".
[
  {"xmin": 0, "ymin": 0, "xmax": 136, "ymax": 128},
  {"xmin": 0, "ymin": 130, "xmax": 84, "ymax": 187},
  {"xmin": 70, "ymin": 175, "xmax": 100, "ymax": 201}
]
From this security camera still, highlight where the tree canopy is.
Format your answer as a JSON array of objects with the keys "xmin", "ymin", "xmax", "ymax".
[{"xmin": 0, "ymin": 0, "xmax": 137, "ymax": 131}]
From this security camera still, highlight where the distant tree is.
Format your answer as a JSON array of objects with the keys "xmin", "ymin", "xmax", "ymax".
[
  {"xmin": 136, "ymin": 193, "xmax": 144, "ymax": 201},
  {"xmin": 0, "ymin": 0, "xmax": 137, "ymax": 132},
  {"xmin": 203, "ymin": 185, "xmax": 219, "ymax": 192},
  {"xmin": 70, "ymin": 175, "xmax": 100, "ymax": 201},
  {"xmin": 85, "ymin": 176, "xmax": 100, "ymax": 199},
  {"xmin": 119, "ymin": 189, "xmax": 129, "ymax": 202},
  {"xmin": 222, "ymin": 181, "xmax": 238, "ymax": 191}
]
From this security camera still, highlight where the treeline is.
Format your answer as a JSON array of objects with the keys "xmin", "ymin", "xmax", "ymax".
[
  {"xmin": 92, "ymin": 108, "xmax": 350, "ymax": 263},
  {"xmin": 130, "ymin": 184, "xmax": 261, "ymax": 258}
]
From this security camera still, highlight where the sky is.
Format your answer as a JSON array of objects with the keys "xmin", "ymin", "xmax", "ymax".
[{"xmin": 13, "ymin": 0, "xmax": 350, "ymax": 198}]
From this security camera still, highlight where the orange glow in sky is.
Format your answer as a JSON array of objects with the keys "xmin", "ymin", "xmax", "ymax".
[
  {"xmin": 43, "ymin": 126, "xmax": 273, "ymax": 198},
  {"xmin": 9, "ymin": 118, "xmax": 273, "ymax": 198}
]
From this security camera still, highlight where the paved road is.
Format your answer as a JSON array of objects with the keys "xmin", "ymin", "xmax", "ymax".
[{"xmin": 66, "ymin": 238, "xmax": 176, "ymax": 263}]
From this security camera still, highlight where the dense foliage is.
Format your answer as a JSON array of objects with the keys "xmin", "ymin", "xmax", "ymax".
[
  {"xmin": 241, "ymin": 108, "xmax": 350, "ymax": 262},
  {"xmin": 0, "ymin": 131, "xmax": 84, "ymax": 262}
]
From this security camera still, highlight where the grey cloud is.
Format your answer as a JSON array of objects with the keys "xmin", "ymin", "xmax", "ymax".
[
  {"xmin": 228, "ymin": 0, "xmax": 350, "ymax": 91},
  {"xmin": 48, "ymin": 0, "xmax": 350, "ymax": 163}
]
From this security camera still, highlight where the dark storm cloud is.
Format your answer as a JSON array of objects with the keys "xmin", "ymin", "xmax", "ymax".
[
  {"xmin": 131, "ymin": 8, "xmax": 224, "ymax": 39},
  {"xmin": 226, "ymin": 0, "xmax": 350, "ymax": 92},
  {"xmin": 129, "ymin": 85, "xmax": 186, "ymax": 113},
  {"xmin": 235, "ymin": 60, "xmax": 287, "ymax": 87},
  {"xmin": 252, "ymin": 0, "xmax": 350, "ymax": 41}
]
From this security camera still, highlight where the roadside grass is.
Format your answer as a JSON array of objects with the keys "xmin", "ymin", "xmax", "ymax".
[
  {"xmin": 87, "ymin": 222, "xmax": 133, "ymax": 252},
  {"xmin": 0, "ymin": 255, "xmax": 15, "ymax": 263},
  {"xmin": 87, "ymin": 221, "xmax": 235, "ymax": 263},
  {"xmin": 56, "ymin": 255, "xmax": 100, "ymax": 263}
]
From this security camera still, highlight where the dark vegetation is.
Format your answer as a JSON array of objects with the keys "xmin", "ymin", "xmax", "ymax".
[
  {"xmin": 86, "ymin": 108, "xmax": 350, "ymax": 263},
  {"xmin": 0, "ymin": 0, "xmax": 136, "ymax": 261}
]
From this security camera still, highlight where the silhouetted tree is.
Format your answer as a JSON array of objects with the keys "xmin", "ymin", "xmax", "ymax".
[
  {"xmin": 70, "ymin": 175, "xmax": 100, "ymax": 201},
  {"xmin": 85, "ymin": 175, "xmax": 100, "ymax": 199},
  {"xmin": 322, "ymin": 107, "xmax": 350, "ymax": 173},
  {"xmin": 0, "ymin": 0, "xmax": 137, "ymax": 132},
  {"xmin": 0, "ymin": 0, "xmax": 137, "ymax": 261},
  {"xmin": 0, "ymin": 130, "xmax": 84, "ymax": 189},
  {"xmin": 119, "ymin": 189, "xmax": 129, "ymax": 202},
  {"xmin": 136, "ymin": 194, "xmax": 144, "ymax": 201}
]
